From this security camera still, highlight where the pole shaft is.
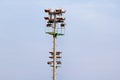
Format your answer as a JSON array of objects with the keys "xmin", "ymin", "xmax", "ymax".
[{"xmin": 53, "ymin": 14, "xmax": 56, "ymax": 80}]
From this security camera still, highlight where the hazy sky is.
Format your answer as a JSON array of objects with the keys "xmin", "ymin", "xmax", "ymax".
[{"xmin": 0, "ymin": 0, "xmax": 120, "ymax": 80}]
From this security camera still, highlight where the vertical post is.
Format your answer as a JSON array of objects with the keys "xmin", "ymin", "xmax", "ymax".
[
  {"xmin": 44, "ymin": 9, "xmax": 66, "ymax": 80},
  {"xmin": 53, "ymin": 14, "xmax": 56, "ymax": 80}
]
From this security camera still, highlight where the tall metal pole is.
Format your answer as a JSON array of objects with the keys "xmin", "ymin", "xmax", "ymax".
[
  {"xmin": 53, "ymin": 14, "xmax": 56, "ymax": 80},
  {"xmin": 44, "ymin": 9, "xmax": 66, "ymax": 80}
]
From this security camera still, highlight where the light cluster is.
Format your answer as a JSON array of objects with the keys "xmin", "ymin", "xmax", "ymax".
[
  {"xmin": 47, "ymin": 51, "xmax": 62, "ymax": 68},
  {"xmin": 44, "ymin": 9, "xmax": 66, "ymax": 28}
]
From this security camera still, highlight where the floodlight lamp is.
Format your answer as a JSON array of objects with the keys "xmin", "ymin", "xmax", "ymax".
[
  {"xmin": 57, "ymin": 17, "xmax": 65, "ymax": 20},
  {"xmin": 47, "ymin": 61, "xmax": 52, "ymax": 64},
  {"xmin": 45, "ymin": 9, "xmax": 51, "ymax": 13},
  {"xmin": 49, "ymin": 56, "xmax": 53, "ymax": 58},
  {"xmin": 56, "ymin": 9, "xmax": 66, "ymax": 13},
  {"xmin": 57, "ymin": 61, "xmax": 62, "ymax": 64},
  {"xmin": 44, "ymin": 17, "xmax": 49, "ymax": 20},
  {"xmin": 55, "ymin": 9, "xmax": 62, "ymax": 13},
  {"xmin": 49, "ymin": 52, "xmax": 53, "ymax": 54},
  {"xmin": 61, "ymin": 24, "xmax": 65, "ymax": 27},
  {"xmin": 56, "ymin": 20, "xmax": 64, "ymax": 23},
  {"xmin": 56, "ymin": 56, "xmax": 62, "ymax": 58},
  {"xmin": 48, "ymin": 19, "xmax": 54, "ymax": 23},
  {"xmin": 56, "ymin": 9, "xmax": 62, "ymax": 12},
  {"xmin": 56, "ymin": 51, "xmax": 62, "ymax": 55},
  {"xmin": 46, "ymin": 24, "xmax": 52, "ymax": 27}
]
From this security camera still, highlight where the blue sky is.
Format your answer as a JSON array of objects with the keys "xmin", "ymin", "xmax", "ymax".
[{"xmin": 0, "ymin": 0, "xmax": 120, "ymax": 80}]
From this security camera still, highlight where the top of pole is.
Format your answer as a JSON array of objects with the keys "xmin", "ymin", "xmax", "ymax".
[
  {"xmin": 44, "ymin": 9, "xmax": 66, "ymax": 15},
  {"xmin": 44, "ymin": 9, "xmax": 66, "ymax": 37}
]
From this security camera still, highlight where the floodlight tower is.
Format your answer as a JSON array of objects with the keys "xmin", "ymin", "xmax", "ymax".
[{"xmin": 44, "ymin": 9, "xmax": 66, "ymax": 80}]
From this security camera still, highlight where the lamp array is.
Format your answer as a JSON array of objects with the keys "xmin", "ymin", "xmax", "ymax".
[
  {"xmin": 44, "ymin": 9, "xmax": 66, "ymax": 28},
  {"xmin": 47, "ymin": 51, "xmax": 62, "ymax": 68}
]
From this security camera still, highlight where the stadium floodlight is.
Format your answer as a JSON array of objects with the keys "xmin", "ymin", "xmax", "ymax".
[{"xmin": 44, "ymin": 9, "xmax": 66, "ymax": 80}]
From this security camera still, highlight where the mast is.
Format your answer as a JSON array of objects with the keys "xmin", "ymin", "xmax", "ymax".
[{"xmin": 44, "ymin": 9, "xmax": 66, "ymax": 80}]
